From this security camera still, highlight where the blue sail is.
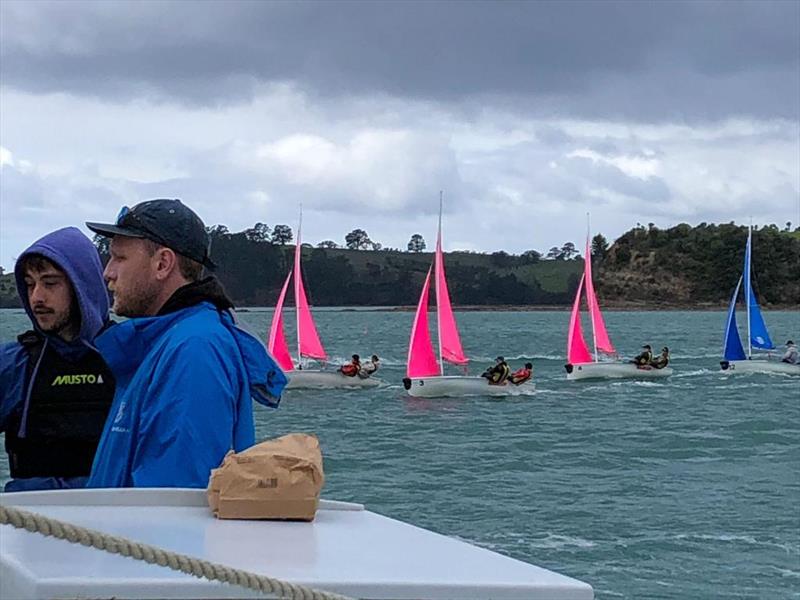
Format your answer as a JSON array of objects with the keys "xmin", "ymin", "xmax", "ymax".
[
  {"xmin": 723, "ymin": 276, "xmax": 746, "ymax": 361},
  {"xmin": 748, "ymin": 281, "xmax": 774, "ymax": 350},
  {"xmin": 743, "ymin": 228, "xmax": 774, "ymax": 351}
]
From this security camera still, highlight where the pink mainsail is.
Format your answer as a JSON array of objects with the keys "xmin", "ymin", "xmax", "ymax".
[
  {"xmin": 583, "ymin": 236, "xmax": 615, "ymax": 355},
  {"xmin": 434, "ymin": 229, "xmax": 468, "ymax": 365},
  {"xmin": 267, "ymin": 270, "xmax": 295, "ymax": 371},
  {"xmin": 407, "ymin": 267, "xmax": 441, "ymax": 378},
  {"xmin": 567, "ymin": 273, "xmax": 593, "ymax": 364},
  {"xmin": 293, "ymin": 238, "xmax": 327, "ymax": 361}
]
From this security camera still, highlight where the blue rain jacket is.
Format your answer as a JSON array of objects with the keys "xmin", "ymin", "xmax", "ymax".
[
  {"xmin": 0, "ymin": 227, "xmax": 110, "ymax": 491},
  {"xmin": 87, "ymin": 301, "xmax": 287, "ymax": 488}
]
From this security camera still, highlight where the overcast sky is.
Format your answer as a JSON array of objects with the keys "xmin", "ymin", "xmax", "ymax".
[{"xmin": 1, "ymin": 0, "xmax": 798, "ymax": 269}]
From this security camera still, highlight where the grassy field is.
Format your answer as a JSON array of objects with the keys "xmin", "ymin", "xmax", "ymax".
[{"xmin": 511, "ymin": 260, "xmax": 583, "ymax": 294}]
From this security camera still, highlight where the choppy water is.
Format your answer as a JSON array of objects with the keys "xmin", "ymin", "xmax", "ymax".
[{"xmin": 2, "ymin": 308, "xmax": 799, "ymax": 599}]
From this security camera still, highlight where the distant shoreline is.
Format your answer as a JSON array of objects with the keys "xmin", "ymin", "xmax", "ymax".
[
  {"xmin": 2, "ymin": 303, "xmax": 798, "ymax": 313},
  {"xmin": 231, "ymin": 303, "xmax": 800, "ymax": 312},
  {"xmin": 384, "ymin": 304, "xmax": 800, "ymax": 312}
]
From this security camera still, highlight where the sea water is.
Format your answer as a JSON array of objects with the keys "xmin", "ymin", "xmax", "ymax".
[{"xmin": 1, "ymin": 308, "xmax": 798, "ymax": 599}]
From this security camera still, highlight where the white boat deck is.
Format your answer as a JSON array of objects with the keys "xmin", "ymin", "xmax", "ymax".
[{"xmin": 0, "ymin": 488, "xmax": 593, "ymax": 600}]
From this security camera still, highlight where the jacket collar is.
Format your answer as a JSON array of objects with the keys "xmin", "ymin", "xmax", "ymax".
[
  {"xmin": 95, "ymin": 303, "xmax": 212, "ymax": 383},
  {"xmin": 157, "ymin": 277, "xmax": 233, "ymax": 316}
]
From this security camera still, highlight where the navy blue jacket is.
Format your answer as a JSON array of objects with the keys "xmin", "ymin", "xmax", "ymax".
[{"xmin": 0, "ymin": 227, "xmax": 110, "ymax": 491}]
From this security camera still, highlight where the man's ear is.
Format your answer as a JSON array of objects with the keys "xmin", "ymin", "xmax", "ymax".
[{"xmin": 153, "ymin": 247, "xmax": 178, "ymax": 281}]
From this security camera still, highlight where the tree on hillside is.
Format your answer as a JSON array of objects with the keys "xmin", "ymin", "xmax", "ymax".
[
  {"xmin": 546, "ymin": 246, "xmax": 561, "ymax": 260},
  {"xmin": 345, "ymin": 228, "xmax": 372, "ymax": 250},
  {"xmin": 490, "ymin": 251, "xmax": 512, "ymax": 268},
  {"xmin": 561, "ymin": 242, "xmax": 577, "ymax": 260},
  {"xmin": 271, "ymin": 224, "xmax": 293, "ymax": 245},
  {"xmin": 370, "ymin": 241, "xmax": 383, "ymax": 251},
  {"xmin": 317, "ymin": 240, "xmax": 338, "ymax": 249},
  {"xmin": 591, "ymin": 234, "xmax": 609, "ymax": 262},
  {"xmin": 244, "ymin": 222, "xmax": 271, "ymax": 242},
  {"xmin": 207, "ymin": 224, "xmax": 230, "ymax": 239},
  {"xmin": 521, "ymin": 249, "xmax": 541, "ymax": 264},
  {"xmin": 93, "ymin": 233, "xmax": 110, "ymax": 255},
  {"xmin": 407, "ymin": 234, "xmax": 426, "ymax": 253}
]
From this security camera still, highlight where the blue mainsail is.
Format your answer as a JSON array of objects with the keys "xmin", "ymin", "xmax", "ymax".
[
  {"xmin": 743, "ymin": 227, "xmax": 774, "ymax": 352},
  {"xmin": 723, "ymin": 276, "xmax": 746, "ymax": 361},
  {"xmin": 748, "ymin": 281, "xmax": 774, "ymax": 350}
]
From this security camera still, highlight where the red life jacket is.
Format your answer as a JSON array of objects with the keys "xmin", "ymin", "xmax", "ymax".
[
  {"xmin": 340, "ymin": 363, "xmax": 359, "ymax": 377},
  {"xmin": 510, "ymin": 368, "xmax": 531, "ymax": 384}
]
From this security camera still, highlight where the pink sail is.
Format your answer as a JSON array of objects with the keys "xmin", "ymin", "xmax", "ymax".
[
  {"xmin": 567, "ymin": 273, "xmax": 593, "ymax": 365},
  {"xmin": 294, "ymin": 239, "xmax": 327, "ymax": 361},
  {"xmin": 583, "ymin": 236, "xmax": 615, "ymax": 355},
  {"xmin": 267, "ymin": 270, "xmax": 294, "ymax": 372},
  {"xmin": 407, "ymin": 267, "xmax": 441, "ymax": 378},
  {"xmin": 434, "ymin": 231, "xmax": 468, "ymax": 365}
]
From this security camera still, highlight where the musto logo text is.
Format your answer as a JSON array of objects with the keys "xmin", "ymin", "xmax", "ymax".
[{"xmin": 51, "ymin": 374, "xmax": 105, "ymax": 385}]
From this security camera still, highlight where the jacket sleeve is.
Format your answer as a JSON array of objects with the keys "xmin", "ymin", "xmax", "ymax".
[
  {"xmin": 130, "ymin": 335, "xmax": 242, "ymax": 488},
  {"xmin": 0, "ymin": 342, "xmax": 27, "ymax": 433}
]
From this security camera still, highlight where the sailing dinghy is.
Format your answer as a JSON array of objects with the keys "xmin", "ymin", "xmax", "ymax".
[
  {"xmin": 720, "ymin": 226, "xmax": 799, "ymax": 376},
  {"xmin": 268, "ymin": 215, "xmax": 382, "ymax": 389},
  {"xmin": 564, "ymin": 233, "xmax": 673, "ymax": 381},
  {"xmin": 402, "ymin": 197, "xmax": 535, "ymax": 397}
]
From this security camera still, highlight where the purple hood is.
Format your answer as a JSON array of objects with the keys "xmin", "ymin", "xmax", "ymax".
[{"xmin": 14, "ymin": 227, "xmax": 109, "ymax": 347}]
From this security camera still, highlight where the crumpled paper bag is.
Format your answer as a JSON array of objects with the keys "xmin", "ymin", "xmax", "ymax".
[{"xmin": 208, "ymin": 433, "xmax": 324, "ymax": 521}]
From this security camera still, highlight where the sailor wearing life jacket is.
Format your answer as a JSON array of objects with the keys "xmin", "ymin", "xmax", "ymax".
[
  {"xmin": 339, "ymin": 354, "xmax": 361, "ymax": 377},
  {"xmin": 650, "ymin": 347, "xmax": 670, "ymax": 369},
  {"xmin": 0, "ymin": 228, "xmax": 115, "ymax": 492},
  {"xmin": 631, "ymin": 344, "xmax": 653, "ymax": 366},
  {"xmin": 482, "ymin": 356, "xmax": 511, "ymax": 385},
  {"xmin": 358, "ymin": 354, "xmax": 380, "ymax": 379},
  {"xmin": 509, "ymin": 362, "xmax": 533, "ymax": 385}
]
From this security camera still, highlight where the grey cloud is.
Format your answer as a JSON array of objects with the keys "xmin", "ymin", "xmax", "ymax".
[
  {"xmin": 535, "ymin": 126, "xmax": 573, "ymax": 147},
  {"xmin": 566, "ymin": 156, "xmax": 671, "ymax": 203},
  {"xmin": 1, "ymin": 0, "xmax": 797, "ymax": 120}
]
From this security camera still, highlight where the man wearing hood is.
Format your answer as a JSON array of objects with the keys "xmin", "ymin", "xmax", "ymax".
[
  {"xmin": 0, "ymin": 227, "xmax": 115, "ymax": 492},
  {"xmin": 86, "ymin": 199, "xmax": 287, "ymax": 488}
]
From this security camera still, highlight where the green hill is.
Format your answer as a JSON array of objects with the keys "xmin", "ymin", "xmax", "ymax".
[
  {"xmin": 2, "ymin": 222, "xmax": 797, "ymax": 309},
  {"xmin": 596, "ymin": 223, "xmax": 800, "ymax": 307},
  {"xmin": 208, "ymin": 238, "xmax": 580, "ymax": 307}
]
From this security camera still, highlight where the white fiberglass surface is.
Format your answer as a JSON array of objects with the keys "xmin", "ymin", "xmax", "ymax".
[{"xmin": 1, "ymin": 489, "xmax": 592, "ymax": 600}]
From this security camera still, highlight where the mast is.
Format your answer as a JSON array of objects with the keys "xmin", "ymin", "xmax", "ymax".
[
  {"xmin": 295, "ymin": 205, "xmax": 303, "ymax": 367},
  {"xmin": 586, "ymin": 214, "xmax": 599, "ymax": 362},
  {"xmin": 745, "ymin": 222, "xmax": 752, "ymax": 358},
  {"xmin": 435, "ymin": 191, "xmax": 445, "ymax": 375}
]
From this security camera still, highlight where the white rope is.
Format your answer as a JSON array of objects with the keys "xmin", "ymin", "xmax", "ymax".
[{"xmin": 0, "ymin": 504, "xmax": 353, "ymax": 600}]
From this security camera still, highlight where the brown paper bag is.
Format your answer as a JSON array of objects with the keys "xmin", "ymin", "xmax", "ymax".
[{"xmin": 207, "ymin": 433, "xmax": 324, "ymax": 521}]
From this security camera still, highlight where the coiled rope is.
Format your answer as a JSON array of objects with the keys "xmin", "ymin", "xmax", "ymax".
[{"xmin": 0, "ymin": 504, "xmax": 353, "ymax": 600}]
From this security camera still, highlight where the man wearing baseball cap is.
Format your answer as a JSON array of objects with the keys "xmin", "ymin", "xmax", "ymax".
[{"xmin": 85, "ymin": 199, "xmax": 287, "ymax": 488}]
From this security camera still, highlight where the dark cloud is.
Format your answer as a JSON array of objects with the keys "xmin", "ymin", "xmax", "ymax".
[
  {"xmin": 1, "ymin": 0, "xmax": 797, "ymax": 120},
  {"xmin": 535, "ymin": 126, "xmax": 573, "ymax": 147},
  {"xmin": 566, "ymin": 155, "xmax": 672, "ymax": 203}
]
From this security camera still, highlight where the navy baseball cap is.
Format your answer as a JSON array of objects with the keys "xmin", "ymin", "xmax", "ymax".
[{"xmin": 87, "ymin": 199, "xmax": 216, "ymax": 269}]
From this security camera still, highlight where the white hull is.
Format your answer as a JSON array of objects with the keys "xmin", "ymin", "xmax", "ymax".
[
  {"xmin": 285, "ymin": 369, "xmax": 383, "ymax": 389},
  {"xmin": 566, "ymin": 362, "xmax": 673, "ymax": 381},
  {"xmin": 720, "ymin": 359, "xmax": 800, "ymax": 376},
  {"xmin": 0, "ymin": 488, "xmax": 593, "ymax": 600},
  {"xmin": 403, "ymin": 375, "xmax": 535, "ymax": 398}
]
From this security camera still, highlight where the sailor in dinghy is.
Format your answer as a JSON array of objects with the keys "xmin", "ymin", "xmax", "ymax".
[
  {"xmin": 268, "ymin": 211, "xmax": 383, "ymax": 390},
  {"xmin": 719, "ymin": 226, "xmax": 800, "ymax": 376},
  {"xmin": 402, "ymin": 193, "xmax": 535, "ymax": 398},
  {"xmin": 564, "ymin": 222, "xmax": 673, "ymax": 381}
]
